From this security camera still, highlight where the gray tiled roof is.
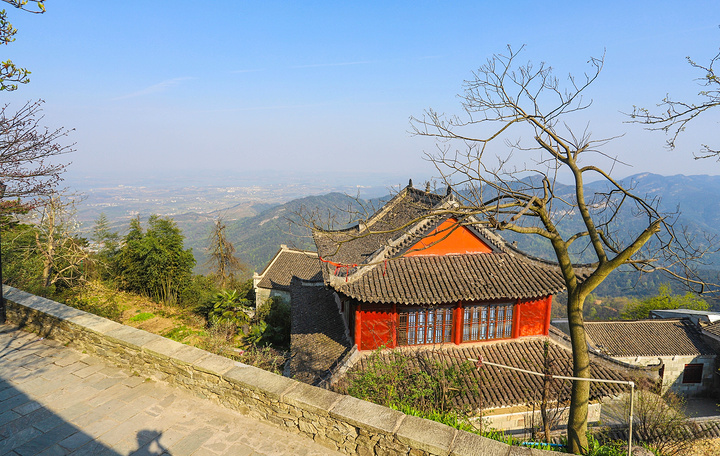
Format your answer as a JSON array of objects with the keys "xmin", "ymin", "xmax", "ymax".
[
  {"xmin": 313, "ymin": 184, "xmax": 572, "ymax": 304},
  {"xmin": 341, "ymin": 338, "xmax": 634, "ymax": 410},
  {"xmin": 583, "ymin": 319, "xmax": 714, "ymax": 357},
  {"xmin": 256, "ymin": 247, "xmax": 322, "ymax": 291},
  {"xmin": 703, "ymin": 320, "xmax": 720, "ymax": 338},
  {"xmin": 335, "ymin": 253, "xmax": 567, "ymax": 304},
  {"xmin": 290, "ymin": 281, "xmax": 351, "ymax": 384},
  {"xmin": 313, "ymin": 186, "xmax": 444, "ymax": 265}
]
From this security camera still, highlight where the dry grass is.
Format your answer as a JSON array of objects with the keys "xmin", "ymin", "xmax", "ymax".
[
  {"xmin": 688, "ymin": 439, "xmax": 720, "ymax": 456},
  {"xmin": 62, "ymin": 280, "xmax": 287, "ymax": 374}
]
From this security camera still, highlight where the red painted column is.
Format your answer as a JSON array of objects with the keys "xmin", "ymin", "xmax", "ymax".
[
  {"xmin": 391, "ymin": 303, "xmax": 398, "ymax": 348},
  {"xmin": 511, "ymin": 299, "xmax": 521, "ymax": 339},
  {"xmin": 453, "ymin": 302, "xmax": 463, "ymax": 345},
  {"xmin": 355, "ymin": 303, "xmax": 362, "ymax": 349},
  {"xmin": 543, "ymin": 295, "xmax": 553, "ymax": 335}
]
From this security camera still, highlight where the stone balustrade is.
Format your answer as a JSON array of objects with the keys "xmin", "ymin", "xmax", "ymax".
[{"xmin": 3, "ymin": 285, "xmax": 560, "ymax": 456}]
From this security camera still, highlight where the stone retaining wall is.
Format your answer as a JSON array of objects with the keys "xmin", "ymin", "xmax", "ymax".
[
  {"xmin": 4, "ymin": 286, "xmax": 561, "ymax": 456},
  {"xmin": 482, "ymin": 403, "xmax": 601, "ymax": 432}
]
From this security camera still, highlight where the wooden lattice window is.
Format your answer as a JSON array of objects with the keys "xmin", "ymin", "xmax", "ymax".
[
  {"xmin": 462, "ymin": 302, "xmax": 514, "ymax": 342},
  {"xmin": 682, "ymin": 363, "xmax": 703, "ymax": 384},
  {"xmin": 398, "ymin": 307, "xmax": 453, "ymax": 345}
]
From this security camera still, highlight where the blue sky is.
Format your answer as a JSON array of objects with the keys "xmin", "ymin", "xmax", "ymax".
[{"xmin": 3, "ymin": 1, "xmax": 720, "ymax": 186}]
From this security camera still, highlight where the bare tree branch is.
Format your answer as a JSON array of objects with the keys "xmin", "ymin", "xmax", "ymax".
[
  {"xmin": 0, "ymin": 100, "xmax": 74, "ymax": 208},
  {"xmin": 628, "ymin": 46, "xmax": 720, "ymax": 159},
  {"xmin": 407, "ymin": 46, "xmax": 714, "ymax": 454}
]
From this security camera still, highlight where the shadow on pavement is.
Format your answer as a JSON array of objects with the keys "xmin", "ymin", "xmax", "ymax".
[{"xmin": 0, "ymin": 325, "xmax": 173, "ymax": 455}]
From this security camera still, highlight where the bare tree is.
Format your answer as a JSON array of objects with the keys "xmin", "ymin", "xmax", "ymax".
[
  {"xmin": 205, "ymin": 218, "xmax": 245, "ymax": 288},
  {"xmin": 0, "ymin": 100, "xmax": 73, "ymax": 207},
  {"xmin": 623, "ymin": 387, "xmax": 704, "ymax": 456},
  {"xmin": 629, "ymin": 46, "xmax": 720, "ymax": 159},
  {"xmin": 32, "ymin": 193, "xmax": 92, "ymax": 288},
  {"xmin": 409, "ymin": 45, "xmax": 708, "ymax": 453}
]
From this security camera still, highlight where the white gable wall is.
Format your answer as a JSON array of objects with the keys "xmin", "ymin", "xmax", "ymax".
[{"xmin": 613, "ymin": 354, "xmax": 715, "ymax": 396}]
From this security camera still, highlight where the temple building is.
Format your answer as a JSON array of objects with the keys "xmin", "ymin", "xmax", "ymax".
[{"xmin": 312, "ymin": 182, "xmax": 570, "ymax": 351}]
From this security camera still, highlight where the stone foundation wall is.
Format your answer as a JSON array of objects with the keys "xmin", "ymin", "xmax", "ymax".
[
  {"xmin": 482, "ymin": 403, "xmax": 601, "ymax": 432},
  {"xmin": 3, "ymin": 286, "xmax": 560, "ymax": 456}
]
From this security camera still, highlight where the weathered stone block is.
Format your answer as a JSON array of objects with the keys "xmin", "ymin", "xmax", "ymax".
[
  {"xmin": 298, "ymin": 418, "xmax": 318, "ymax": 434},
  {"xmin": 224, "ymin": 365, "xmax": 296, "ymax": 399},
  {"xmin": 395, "ymin": 415, "xmax": 455, "ymax": 456},
  {"xmin": 356, "ymin": 442, "xmax": 375, "ymax": 456},
  {"xmin": 194, "ymin": 353, "xmax": 242, "ymax": 376},
  {"xmin": 450, "ymin": 430, "xmax": 512, "ymax": 456},
  {"xmin": 68, "ymin": 313, "xmax": 122, "ymax": 334},
  {"xmin": 330, "ymin": 395, "xmax": 403, "ymax": 435},
  {"xmin": 283, "ymin": 381, "xmax": 342, "ymax": 417}
]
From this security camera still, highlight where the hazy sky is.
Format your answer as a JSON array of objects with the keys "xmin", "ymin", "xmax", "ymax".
[{"xmin": 3, "ymin": 1, "xmax": 720, "ymax": 186}]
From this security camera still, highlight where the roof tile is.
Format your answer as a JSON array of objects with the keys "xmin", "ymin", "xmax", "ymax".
[
  {"xmin": 336, "ymin": 253, "xmax": 566, "ymax": 304},
  {"xmin": 256, "ymin": 248, "xmax": 322, "ymax": 290},
  {"xmin": 582, "ymin": 319, "xmax": 714, "ymax": 357},
  {"xmin": 342, "ymin": 338, "xmax": 635, "ymax": 410}
]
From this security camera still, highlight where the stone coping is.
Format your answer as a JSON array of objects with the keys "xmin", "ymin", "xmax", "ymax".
[{"xmin": 3, "ymin": 285, "xmax": 561, "ymax": 456}]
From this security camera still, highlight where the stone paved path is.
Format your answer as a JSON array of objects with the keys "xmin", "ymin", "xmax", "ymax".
[{"xmin": 0, "ymin": 324, "xmax": 343, "ymax": 456}]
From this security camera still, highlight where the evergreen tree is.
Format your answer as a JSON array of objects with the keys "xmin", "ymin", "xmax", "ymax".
[
  {"xmin": 91, "ymin": 213, "xmax": 120, "ymax": 280},
  {"xmin": 206, "ymin": 218, "xmax": 245, "ymax": 288},
  {"xmin": 115, "ymin": 215, "xmax": 195, "ymax": 304}
]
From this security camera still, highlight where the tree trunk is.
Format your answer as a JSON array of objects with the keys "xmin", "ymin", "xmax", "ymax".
[
  {"xmin": 36, "ymin": 230, "xmax": 54, "ymax": 288},
  {"xmin": 541, "ymin": 341, "xmax": 552, "ymax": 443},
  {"xmin": 566, "ymin": 290, "xmax": 590, "ymax": 454}
]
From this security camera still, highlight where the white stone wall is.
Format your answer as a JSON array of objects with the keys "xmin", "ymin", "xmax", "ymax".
[
  {"xmin": 479, "ymin": 403, "xmax": 601, "ymax": 432},
  {"xmin": 254, "ymin": 287, "xmax": 290, "ymax": 309},
  {"xmin": 614, "ymin": 355, "xmax": 715, "ymax": 395}
]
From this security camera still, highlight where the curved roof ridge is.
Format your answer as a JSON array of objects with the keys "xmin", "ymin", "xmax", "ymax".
[
  {"xmin": 362, "ymin": 184, "xmax": 444, "ymax": 231},
  {"xmin": 330, "ymin": 252, "xmax": 568, "ymax": 304},
  {"xmin": 255, "ymin": 245, "xmax": 323, "ymax": 290}
]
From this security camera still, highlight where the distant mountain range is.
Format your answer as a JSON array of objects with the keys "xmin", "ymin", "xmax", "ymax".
[
  {"xmin": 88, "ymin": 172, "xmax": 719, "ymax": 301},
  {"xmin": 181, "ymin": 173, "xmax": 718, "ymax": 271},
  {"xmin": 184, "ymin": 192, "xmax": 364, "ymax": 273}
]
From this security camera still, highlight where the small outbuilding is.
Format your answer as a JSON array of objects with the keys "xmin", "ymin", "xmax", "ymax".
[
  {"xmin": 252, "ymin": 245, "xmax": 322, "ymax": 308},
  {"xmin": 555, "ymin": 319, "xmax": 716, "ymax": 396}
]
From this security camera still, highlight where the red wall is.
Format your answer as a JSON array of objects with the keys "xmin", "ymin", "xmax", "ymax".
[
  {"xmin": 406, "ymin": 218, "xmax": 492, "ymax": 256},
  {"xmin": 355, "ymin": 303, "xmax": 396, "ymax": 350},
  {"xmin": 354, "ymin": 296, "xmax": 553, "ymax": 351},
  {"xmin": 516, "ymin": 296, "xmax": 552, "ymax": 337}
]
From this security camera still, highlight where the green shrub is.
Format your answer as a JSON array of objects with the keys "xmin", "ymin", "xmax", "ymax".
[
  {"xmin": 67, "ymin": 294, "xmax": 123, "ymax": 322},
  {"xmin": 245, "ymin": 321, "xmax": 267, "ymax": 346},
  {"xmin": 114, "ymin": 215, "xmax": 195, "ymax": 305},
  {"xmin": 162, "ymin": 325, "xmax": 204, "ymax": 343},
  {"xmin": 391, "ymin": 404, "xmax": 477, "ymax": 433},
  {"xmin": 208, "ymin": 290, "xmax": 252, "ymax": 327},
  {"xmin": 584, "ymin": 434, "xmax": 625, "ymax": 456},
  {"xmin": 343, "ymin": 349, "xmax": 477, "ymax": 414},
  {"xmin": 251, "ymin": 297, "xmax": 290, "ymax": 348},
  {"xmin": 179, "ymin": 274, "xmax": 218, "ymax": 311}
]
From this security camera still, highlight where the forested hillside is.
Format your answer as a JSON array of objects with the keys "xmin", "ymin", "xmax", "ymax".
[
  {"xmin": 179, "ymin": 173, "xmax": 720, "ymax": 275},
  {"xmin": 188, "ymin": 192, "xmax": 369, "ymax": 272}
]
